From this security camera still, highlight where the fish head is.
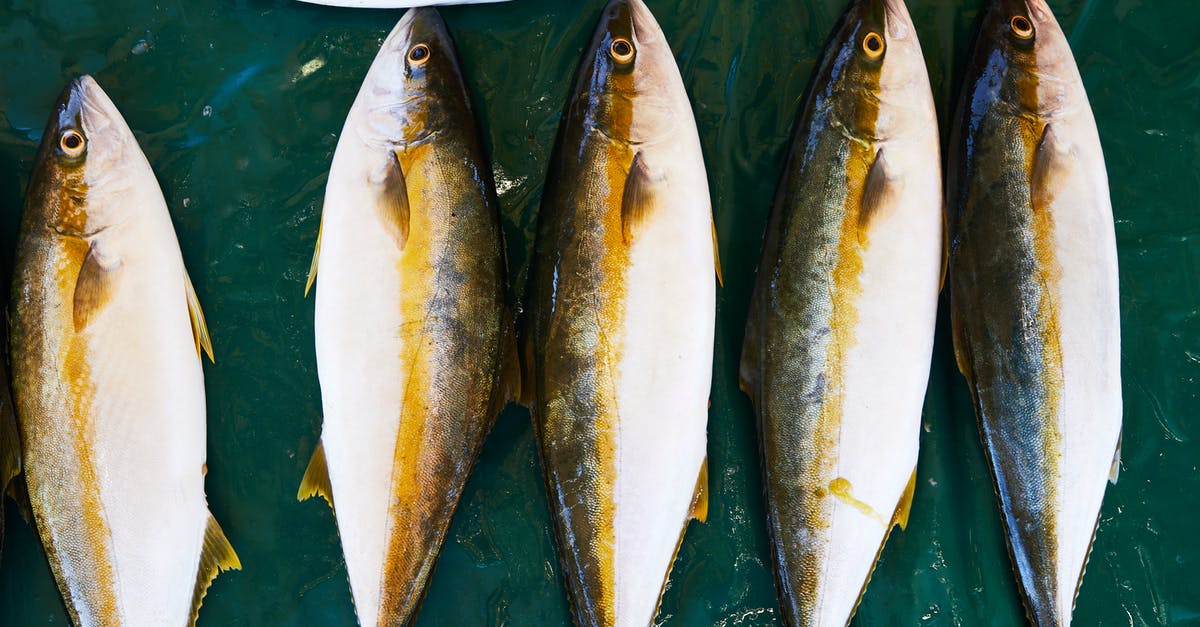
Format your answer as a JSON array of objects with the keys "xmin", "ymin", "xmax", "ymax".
[
  {"xmin": 976, "ymin": 0, "xmax": 1084, "ymax": 116},
  {"xmin": 357, "ymin": 8, "xmax": 469, "ymax": 151},
  {"xmin": 825, "ymin": 0, "xmax": 916, "ymax": 139},
  {"xmin": 571, "ymin": 0, "xmax": 681, "ymax": 145},
  {"xmin": 28, "ymin": 75, "xmax": 143, "ymax": 236}
]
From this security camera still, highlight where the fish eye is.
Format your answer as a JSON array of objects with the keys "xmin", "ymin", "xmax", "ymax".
[
  {"xmin": 59, "ymin": 129, "xmax": 86, "ymax": 158},
  {"xmin": 1010, "ymin": 15, "xmax": 1035, "ymax": 40},
  {"xmin": 609, "ymin": 38, "xmax": 635, "ymax": 64},
  {"xmin": 862, "ymin": 32, "xmax": 885, "ymax": 60},
  {"xmin": 408, "ymin": 44, "xmax": 430, "ymax": 67}
]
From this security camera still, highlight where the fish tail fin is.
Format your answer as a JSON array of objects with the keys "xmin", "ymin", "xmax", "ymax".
[{"xmin": 188, "ymin": 513, "xmax": 241, "ymax": 627}]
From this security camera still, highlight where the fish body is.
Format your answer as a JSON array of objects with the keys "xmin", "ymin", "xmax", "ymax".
[
  {"xmin": 10, "ymin": 76, "xmax": 238, "ymax": 627},
  {"xmin": 947, "ymin": 1, "xmax": 1122, "ymax": 625},
  {"xmin": 739, "ymin": 1, "xmax": 942, "ymax": 625},
  {"xmin": 302, "ymin": 9, "xmax": 514, "ymax": 625},
  {"xmin": 522, "ymin": 0, "xmax": 716, "ymax": 625}
]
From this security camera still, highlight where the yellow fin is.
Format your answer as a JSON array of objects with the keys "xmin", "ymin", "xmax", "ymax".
[
  {"xmin": 188, "ymin": 513, "xmax": 241, "ymax": 627},
  {"xmin": 297, "ymin": 440, "xmax": 334, "ymax": 509},
  {"xmin": 304, "ymin": 217, "xmax": 322, "ymax": 297},
  {"xmin": 1033, "ymin": 123, "xmax": 1073, "ymax": 216},
  {"xmin": 689, "ymin": 458, "xmax": 709, "ymax": 522},
  {"xmin": 379, "ymin": 150, "xmax": 411, "ymax": 251},
  {"xmin": 1109, "ymin": 431, "xmax": 1122, "ymax": 484},
  {"xmin": 892, "ymin": 467, "xmax": 918, "ymax": 531},
  {"xmin": 621, "ymin": 151, "xmax": 665, "ymax": 243},
  {"xmin": 711, "ymin": 219, "xmax": 724, "ymax": 287},
  {"xmin": 73, "ymin": 242, "xmax": 120, "ymax": 331},
  {"xmin": 858, "ymin": 148, "xmax": 901, "ymax": 242},
  {"xmin": 939, "ymin": 203, "xmax": 949, "ymax": 292},
  {"xmin": 0, "ymin": 396, "xmax": 18, "ymax": 495},
  {"xmin": 492, "ymin": 308, "xmax": 522, "ymax": 415},
  {"xmin": 184, "ymin": 269, "xmax": 215, "ymax": 363}
]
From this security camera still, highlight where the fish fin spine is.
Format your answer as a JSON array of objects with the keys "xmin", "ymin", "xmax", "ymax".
[
  {"xmin": 620, "ymin": 151, "xmax": 665, "ymax": 243},
  {"xmin": 297, "ymin": 439, "xmax": 334, "ymax": 511},
  {"xmin": 491, "ymin": 307, "xmax": 522, "ymax": 416},
  {"xmin": 188, "ymin": 513, "xmax": 241, "ymax": 627}
]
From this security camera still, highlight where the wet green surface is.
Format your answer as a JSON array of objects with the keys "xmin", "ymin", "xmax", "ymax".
[{"xmin": 0, "ymin": 0, "xmax": 1195, "ymax": 624}]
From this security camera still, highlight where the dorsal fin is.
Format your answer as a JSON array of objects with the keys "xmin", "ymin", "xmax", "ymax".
[
  {"xmin": 378, "ymin": 150, "xmax": 411, "ymax": 251},
  {"xmin": 73, "ymin": 242, "xmax": 120, "ymax": 331},
  {"xmin": 688, "ymin": 458, "xmax": 709, "ymax": 522},
  {"xmin": 188, "ymin": 513, "xmax": 241, "ymax": 627},
  {"xmin": 297, "ymin": 439, "xmax": 334, "ymax": 510},
  {"xmin": 304, "ymin": 217, "xmax": 323, "ymax": 297},
  {"xmin": 184, "ymin": 269, "xmax": 215, "ymax": 363},
  {"xmin": 858, "ymin": 148, "xmax": 901, "ymax": 242},
  {"xmin": 621, "ymin": 151, "xmax": 666, "ymax": 243}
]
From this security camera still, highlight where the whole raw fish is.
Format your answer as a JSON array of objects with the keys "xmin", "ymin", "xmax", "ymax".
[
  {"xmin": 299, "ymin": 8, "xmax": 517, "ymax": 625},
  {"xmin": 739, "ymin": 0, "xmax": 942, "ymax": 624},
  {"xmin": 522, "ymin": 0, "xmax": 717, "ymax": 624},
  {"xmin": 947, "ymin": 1, "xmax": 1122, "ymax": 625},
  {"xmin": 10, "ymin": 75, "xmax": 239, "ymax": 626}
]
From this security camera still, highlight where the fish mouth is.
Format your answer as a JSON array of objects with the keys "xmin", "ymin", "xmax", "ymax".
[
  {"xmin": 623, "ymin": 0, "xmax": 663, "ymax": 46},
  {"xmin": 384, "ymin": 6, "xmax": 450, "ymax": 57},
  {"xmin": 68, "ymin": 75, "xmax": 121, "ymax": 139}
]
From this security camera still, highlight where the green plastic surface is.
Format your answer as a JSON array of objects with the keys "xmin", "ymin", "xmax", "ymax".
[{"xmin": 0, "ymin": 0, "xmax": 1195, "ymax": 624}]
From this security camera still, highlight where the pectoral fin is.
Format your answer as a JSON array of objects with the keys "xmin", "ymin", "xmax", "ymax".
[
  {"xmin": 858, "ymin": 148, "xmax": 901, "ymax": 242},
  {"xmin": 621, "ymin": 151, "xmax": 666, "ymax": 243},
  {"xmin": 188, "ymin": 514, "xmax": 241, "ymax": 627},
  {"xmin": 184, "ymin": 270, "xmax": 215, "ymax": 363},
  {"xmin": 304, "ymin": 217, "xmax": 322, "ymax": 297},
  {"xmin": 73, "ymin": 242, "xmax": 120, "ymax": 331},
  {"xmin": 379, "ymin": 151, "xmax": 411, "ymax": 251},
  {"xmin": 689, "ymin": 458, "xmax": 709, "ymax": 523},
  {"xmin": 297, "ymin": 439, "xmax": 334, "ymax": 510},
  {"xmin": 0, "ymin": 398, "xmax": 19, "ymax": 495},
  {"xmin": 1033, "ymin": 124, "xmax": 1073, "ymax": 214}
]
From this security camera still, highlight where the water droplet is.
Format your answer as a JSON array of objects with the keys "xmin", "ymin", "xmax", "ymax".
[
  {"xmin": 202, "ymin": 105, "xmax": 213, "ymax": 118},
  {"xmin": 131, "ymin": 39, "xmax": 151, "ymax": 55}
]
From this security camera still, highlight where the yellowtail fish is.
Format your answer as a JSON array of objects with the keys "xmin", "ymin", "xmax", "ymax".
[
  {"xmin": 299, "ymin": 8, "xmax": 517, "ymax": 625},
  {"xmin": 522, "ymin": 0, "xmax": 718, "ymax": 624},
  {"xmin": 739, "ymin": 0, "xmax": 942, "ymax": 624},
  {"xmin": 10, "ymin": 75, "xmax": 239, "ymax": 626},
  {"xmin": 947, "ymin": 1, "xmax": 1122, "ymax": 625}
]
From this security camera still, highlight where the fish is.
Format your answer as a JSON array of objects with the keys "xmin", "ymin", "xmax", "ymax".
[
  {"xmin": 946, "ymin": 1, "xmax": 1122, "ymax": 625},
  {"xmin": 738, "ymin": 0, "xmax": 942, "ymax": 624},
  {"xmin": 298, "ymin": 8, "xmax": 518, "ymax": 625},
  {"xmin": 521, "ymin": 0, "xmax": 717, "ymax": 624},
  {"xmin": 9, "ymin": 75, "xmax": 239, "ymax": 626}
]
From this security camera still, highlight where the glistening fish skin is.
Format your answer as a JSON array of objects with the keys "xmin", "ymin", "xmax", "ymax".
[
  {"xmin": 10, "ymin": 76, "xmax": 238, "ymax": 627},
  {"xmin": 523, "ymin": 0, "xmax": 715, "ymax": 624},
  {"xmin": 947, "ymin": 1, "xmax": 1121, "ymax": 625},
  {"xmin": 301, "ymin": 9, "xmax": 515, "ymax": 626},
  {"xmin": 739, "ymin": 0, "xmax": 941, "ymax": 625}
]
